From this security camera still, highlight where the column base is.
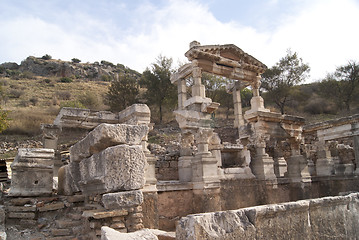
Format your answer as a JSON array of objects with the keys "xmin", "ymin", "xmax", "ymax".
[
  {"xmin": 287, "ymin": 155, "xmax": 311, "ymax": 183},
  {"xmin": 251, "ymin": 154, "xmax": 276, "ymax": 180},
  {"xmin": 316, "ymin": 157, "xmax": 334, "ymax": 176},
  {"xmin": 178, "ymin": 156, "xmax": 193, "ymax": 182}
]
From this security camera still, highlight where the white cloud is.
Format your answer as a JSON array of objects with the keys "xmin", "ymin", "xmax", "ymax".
[
  {"xmin": 264, "ymin": 0, "xmax": 359, "ymax": 81},
  {"xmin": 0, "ymin": 0, "xmax": 359, "ymax": 83}
]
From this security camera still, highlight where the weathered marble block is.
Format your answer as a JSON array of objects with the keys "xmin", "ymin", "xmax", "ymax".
[
  {"xmin": 118, "ymin": 104, "xmax": 151, "ymax": 125},
  {"xmin": 79, "ymin": 145, "xmax": 146, "ymax": 194},
  {"xmin": 9, "ymin": 148, "xmax": 54, "ymax": 196},
  {"xmin": 102, "ymin": 190, "xmax": 144, "ymax": 209},
  {"xmin": 70, "ymin": 123, "xmax": 148, "ymax": 162},
  {"xmin": 176, "ymin": 193, "xmax": 359, "ymax": 240},
  {"xmin": 101, "ymin": 227, "xmax": 157, "ymax": 240},
  {"xmin": 58, "ymin": 161, "xmax": 81, "ymax": 195}
]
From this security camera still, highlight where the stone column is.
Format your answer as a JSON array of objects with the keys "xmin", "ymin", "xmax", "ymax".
[
  {"xmin": 177, "ymin": 78, "xmax": 187, "ymax": 110},
  {"xmin": 178, "ymin": 131, "xmax": 194, "ymax": 182},
  {"xmin": 316, "ymin": 140, "xmax": 334, "ymax": 176},
  {"xmin": 252, "ymin": 145, "xmax": 276, "ymax": 180},
  {"xmin": 191, "ymin": 67, "xmax": 205, "ymax": 98},
  {"xmin": 191, "ymin": 128, "xmax": 219, "ymax": 184},
  {"xmin": 287, "ymin": 138, "xmax": 311, "ymax": 182},
  {"xmin": 233, "ymin": 83, "xmax": 244, "ymax": 128},
  {"xmin": 209, "ymin": 133, "xmax": 222, "ymax": 168},
  {"xmin": 273, "ymin": 143, "xmax": 287, "ymax": 178},
  {"xmin": 41, "ymin": 124, "xmax": 62, "ymax": 177},
  {"xmin": 41, "ymin": 124, "xmax": 61, "ymax": 150},
  {"xmin": 247, "ymin": 76, "xmax": 269, "ymax": 114},
  {"xmin": 250, "ymin": 130, "xmax": 276, "ymax": 180},
  {"xmin": 192, "ymin": 127, "xmax": 221, "ymax": 213}
]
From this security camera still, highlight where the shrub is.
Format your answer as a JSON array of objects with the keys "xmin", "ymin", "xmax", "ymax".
[
  {"xmin": 8, "ymin": 89, "xmax": 24, "ymax": 98},
  {"xmin": 304, "ymin": 98, "xmax": 337, "ymax": 115},
  {"xmin": 59, "ymin": 77, "xmax": 73, "ymax": 83},
  {"xmin": 19, "ymin": 71, "xmax": 35, "ymax": 79},
  {"xmin": 71, "ymin": 58, "xmax": 81, "ymax": 63},
  {"xmin": 19, "ymin": 99, "xmax": 30, "ymax": 107},
  {"xmin": 101, "ymin": 60, "xmax": 115, "ymax": 67},
  {"xmin": 52, "ymin": 97, "xmax": 60, "ymax": 106},
  {"xmin": 0, "ymin": 108, "xmax": 9, "ymax": 133},
  {"xmin": 60, "ymin": 100, "xmax": 86, "ymax": 109},
  {"xmin": 41, "ymin": 54, "xmax": 52, "ymax": 60},
  {"xmin": 29, "ymin": 97, "xmax": 39, "ymax": 106},
  {"xmin": 6, "ymin": 69, "xmax": 21, "ymax": 78},
  {"xmin": 56, "ymin": 91, "xmax": 71, "ymax": 100},
  {"xmin": 0, "ymin": 79, "xmax": 8, "ymax": 86},
  {"xmin": 78, "ymin": 92, "xmax": 101, "ymax": 109},
  {"xmin": 101, "ymin": 74, "xmax": 112, "ymax": 82}
]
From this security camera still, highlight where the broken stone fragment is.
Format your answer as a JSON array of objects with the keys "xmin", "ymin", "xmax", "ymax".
[
  {"xmin": 79, "ymin": 145, "xmax": 146, "ymax": 194},
  {"xmin": 70, "ymin": 123, "xmax": 148, "ymax": 162},
  {"xmin": 118, "ymin": 104, "xmax": 151, "ymax": 125},
  {"xmin": 102, "ymin": 190, "xmax": 144, "ymax": 209},
  {"xmin": 58, "ymin": 162, "xmax": 81, "ymax": 195}
]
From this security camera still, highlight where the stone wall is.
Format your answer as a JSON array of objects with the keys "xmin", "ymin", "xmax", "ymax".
[
  {"xmin": 154, "ymin": 176, "xmax": 359, "ymax": 231},
  {"xmin": 5, "ymin": 118, "xmax": 150, "ymax": 239},
  {"xmin": 176, "ymin": 192, "xmax": 359, "ymax": 240},
  {"xmin": 4, "ymin": 194, "xmax": 144, "ymax": 239}
]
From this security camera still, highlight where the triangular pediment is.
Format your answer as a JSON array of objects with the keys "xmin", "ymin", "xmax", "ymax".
[{"xmin": 185, "ymin": 42, "xmax": 267, "ymax": 73}]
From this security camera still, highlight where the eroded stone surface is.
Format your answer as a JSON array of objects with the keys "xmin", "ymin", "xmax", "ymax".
[
  {"xmin": 118, "ymin": 104, "xmax": 151, "ymax": 125},
  {"xmin": 9, "ymin": 148, "xmax": 54, "ymax": 196},
  {"xmin": 70, "ymin": 123, "xmax": 148, "ymax": 162},
  {"xmin": 58, "ymin": 162, "xmax": 81, "ymax": 195},
  {"xmin": 79, "ymin": 145, "xmax": 146, "ymax": 194},
  {"xmin": 102, "ymin": 190, "xmax": 144, "ymax": 209},
  {"xmin": 176, "ymin": 193, "xmax": 359, "ymax": 240},
  {"xmin": 101, "ymin": 227, "xmax": 158, "ymax": 240}
]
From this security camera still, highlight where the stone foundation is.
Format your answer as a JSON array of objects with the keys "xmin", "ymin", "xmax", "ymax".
[
  {"xmin": 4, "ymin": 193, "xmax": 144, "ymax": 239},
  {"xmin": 152, "ymin": 176, "xmax": 359, "ymax": 231},
  {"xmin": 176, "ymin": 192, "xmax": 359, "ymax": 240}
]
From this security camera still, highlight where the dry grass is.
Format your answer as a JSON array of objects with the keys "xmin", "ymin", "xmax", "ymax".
[
  {"xmin": 0, "ymin": 76, "xmax": 110, "ymax": 136},
  {"xmin": 1, "ymin": 77, "xmax": 109, "ymax": 109},
  {"xmin": 4, "ymin": 107, "xmax": 58, "ymax": 136}
]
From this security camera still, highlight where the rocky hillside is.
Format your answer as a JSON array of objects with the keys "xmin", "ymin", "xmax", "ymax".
[{"xmin": 0, "ymin": 56, "xmax": 140, "ymax": 81}]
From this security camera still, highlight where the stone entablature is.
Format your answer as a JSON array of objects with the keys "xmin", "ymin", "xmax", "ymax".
[
  {"xmin": 53, "ymin": 104, "xmax": 151, "ymax": 129},
  {"xmin": 54, "ymin": 107, "xmax": 119, "ymax": 129}
]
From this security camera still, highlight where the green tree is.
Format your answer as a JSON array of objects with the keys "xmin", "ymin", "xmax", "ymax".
[
  {"xmin": 320, "ymin": 61, "xmax": 359, "ymax": 111},
  {"xmin": 202, "ymin": 73, "xmax": 228, "ymax": 101},
  {"xmin": 261, "ymin": 49, "xmax": 310, "ymax": 114},
  {"xmin": 71, "ymin": 58, "xmax": 81, "ymax": 63},
  {"xmin": 140, "ymin": 56, "xmax": 176, "ymax": 123},
  {"xmin": 41, "ymin": 54, "xmax": 52, "ymax": 60},
  {"xmin": 106, "ymin": 73, "xmax": 139, "ymax": 112}
]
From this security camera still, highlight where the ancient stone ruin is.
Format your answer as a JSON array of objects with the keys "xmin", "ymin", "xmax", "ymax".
[{"xmin": 1, "ymin": 42, "xmax": 359, "ymax": 239}]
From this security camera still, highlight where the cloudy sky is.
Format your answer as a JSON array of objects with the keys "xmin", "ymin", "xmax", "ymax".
[{"xmin": 1, "ymin": 0, "xmax": 359, "ymax": 82}]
